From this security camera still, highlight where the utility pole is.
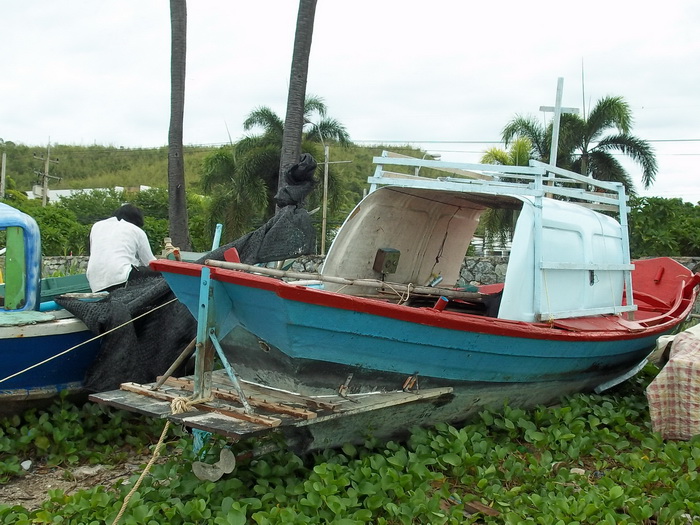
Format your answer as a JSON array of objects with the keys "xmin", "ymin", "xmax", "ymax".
[
  {"xmin": 33, "ymin": 140, "xmax": 60, "ymax": 206},
  {"xmin": 0, "ymin": 151, "xmax": 6, "ymax": 199}
]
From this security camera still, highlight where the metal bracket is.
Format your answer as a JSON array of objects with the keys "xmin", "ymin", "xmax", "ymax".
[{"xmin": 194, "ymin": 266, "xmax": 253, "ymax": 414}]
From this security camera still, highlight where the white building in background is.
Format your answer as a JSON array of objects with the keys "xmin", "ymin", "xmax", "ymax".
[{"xmin": 25, "ymin": 186, "xmax": 152, "ymax": 202}]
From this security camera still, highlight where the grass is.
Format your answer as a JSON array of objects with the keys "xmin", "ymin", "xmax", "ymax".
[{"xmin": 0, "ymin": 366, "xmax": 698, "ymax": 524}]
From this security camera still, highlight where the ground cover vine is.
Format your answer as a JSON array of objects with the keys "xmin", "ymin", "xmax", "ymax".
[{"xmin": 0, "ymin": 367, "xmax": 699, "ymax": 524}]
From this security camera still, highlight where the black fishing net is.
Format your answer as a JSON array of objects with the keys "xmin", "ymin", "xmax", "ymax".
[
  {"xmin": 203, "ymin": 153, "xmax": 318, "ymax": 264},
  {"xmin": 56, "ymin": 277, "xmax": 196, "ymax": 392},
  {"xmin": 56, "ymin": 155, "xmax": 318, "ymax": 392},
  {"xmin": 203, "ymin": 205, "xmax": 316, "ymax": 265}
]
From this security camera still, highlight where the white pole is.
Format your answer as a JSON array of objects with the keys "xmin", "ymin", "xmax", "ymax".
[
  {"xmin": 0, "ymin": 152, "xmax": 6, "ymax": 199},
  {"xmin": 539, "ymin": 78, "xmax": 578, "ymax": 168},
  {"xmin": 321, "ymin": 144, "xmax": 329, "ymax": 255}
]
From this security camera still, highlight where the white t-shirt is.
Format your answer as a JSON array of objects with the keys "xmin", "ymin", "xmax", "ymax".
[{"xmin": 86, "ymin": 217, "xmax": 157, "ymax": 292}]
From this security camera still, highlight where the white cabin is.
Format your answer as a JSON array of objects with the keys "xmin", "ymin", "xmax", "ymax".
[{"xmin": 321, "ymin": 151, "xmax": 634, "ymax": 322}]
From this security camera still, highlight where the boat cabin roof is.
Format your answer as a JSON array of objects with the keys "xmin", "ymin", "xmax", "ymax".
[{"xmin": 322, "ymin": 152, "xmax": 634, "ymax": 322}]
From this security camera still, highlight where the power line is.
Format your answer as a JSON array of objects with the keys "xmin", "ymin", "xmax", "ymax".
[{"xmin": 351, "ymin": 138, "xmax": 700, "ymax": 144}]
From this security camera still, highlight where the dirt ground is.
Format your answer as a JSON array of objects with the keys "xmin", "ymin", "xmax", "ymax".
[{"xmin": 0, "ymin": 454, "xmax": 154, "ymax": 511}]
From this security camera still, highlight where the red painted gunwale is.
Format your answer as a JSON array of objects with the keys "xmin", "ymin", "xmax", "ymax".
[{"xmin": 151, "ymin": 258, "xmax": 698, "ymax": 344}]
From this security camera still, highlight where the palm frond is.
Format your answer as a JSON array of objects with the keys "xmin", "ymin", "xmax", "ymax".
[
  {"xmin": 304, "ymin": 95, "xmax": 327, "ymax": 119},
  {"xmin": 480, "ymin": 148, "xmax": 511, "ymax": 165},
  {"xmin": 501, "ymin": 115, "xmax": 549, "ymax": 161},
  {"xmin": 243, "ymin": 107, "xmax": 284, "ymax": 136},
  {"xmin": 586, "ymin": 151, "xmax": 637, "ymax": 195},
  {"xmin": 586, "ymin": 96, "xmax": 632, "ymax": 141},
  {"xmin": 200, "ymin": 148, "xmax": 235, "ymax": 193},
  {"xmin": 305, "ymin": 118, "xmax": 351, "ymax": 146},
  {"xmin": 595, "ymin": 134, "xmax": 658, "ymax": 188}
]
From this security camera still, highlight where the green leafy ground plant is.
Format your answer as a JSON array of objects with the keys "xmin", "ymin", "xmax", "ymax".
[{"xmin": 1, "ymin": 369, "xmax": 699, "ymax": 524}]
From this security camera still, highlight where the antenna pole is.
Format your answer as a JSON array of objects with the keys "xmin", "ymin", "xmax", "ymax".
[{"xmin": 581, "ymin": 58, "xmax": 586, "ymax": 119}]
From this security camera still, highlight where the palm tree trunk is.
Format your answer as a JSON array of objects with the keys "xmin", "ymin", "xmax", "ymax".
[
  {"xmin": 168, "ymin": 0, "xmax": 191, "ymax": 249},
  {"xmin": 278, "ymin": 0, "xmax": 318, "ymax": 210},
  {"xmin": 580, "ymin": 153, "xmax": 588, "ymax": 177}
]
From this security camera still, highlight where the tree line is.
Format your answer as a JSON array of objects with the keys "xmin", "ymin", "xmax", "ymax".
[
  {"xmin": 2, "ymin": 94, "xmax": 699, "ymax": 259},
  {"xmin": 1, "ymin": 157, "xmax": 698, "ymax": 260}
]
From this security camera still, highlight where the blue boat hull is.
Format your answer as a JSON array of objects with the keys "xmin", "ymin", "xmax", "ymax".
[
  {"xmin": 155, "ymin": 261, "xmax": 692, "ymax": 399},
  {"xmin": 0, "ymin": 312, "xmax": 101, "ymax": 412}
]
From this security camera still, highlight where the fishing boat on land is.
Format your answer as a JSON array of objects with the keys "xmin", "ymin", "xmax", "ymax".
[
  {"xmin": 91, "ymin": 152, "xmax": 699, "ymax": 454},
  {"xmin": 0, "ymin": 203, "xmax": 102, "ymax": 413}
]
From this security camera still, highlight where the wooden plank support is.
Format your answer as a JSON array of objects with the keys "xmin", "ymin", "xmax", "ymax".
[
  {"xmin": 162, "ymin": 377, "xmax": 319, "ymax": 420},
  {"xmin": 119, "ymin": 382, "xmax": 281, "ymax": 427},
  {"xmin": 210, "ymin": 372, "xmax": 340, "ymax": 411}
]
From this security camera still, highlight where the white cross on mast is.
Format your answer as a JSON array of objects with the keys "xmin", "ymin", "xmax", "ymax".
[{"xmin": 539, "ymin": 77, "xmax": 578, "ymax": 168}]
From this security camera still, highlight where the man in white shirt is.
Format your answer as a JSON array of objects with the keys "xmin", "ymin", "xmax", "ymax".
[{"xmin": 86, "ymin": 203, "xmax": 157, "ymax": 292}]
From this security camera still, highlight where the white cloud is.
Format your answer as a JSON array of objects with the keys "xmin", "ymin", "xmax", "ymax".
[{"xmin": 1, "ymin": 0, "xmax": 698, "ymax": 200}]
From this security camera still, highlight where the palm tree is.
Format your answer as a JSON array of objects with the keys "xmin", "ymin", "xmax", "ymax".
[
  {"xmin": 502, "ymin": 96, "xmax": 657, "ymax": 194},
  {"xmin": 478, "ymin": 137, "xmax": 533, "ymax": 248},
  {"xmin": 501, "ymin": 117, "xmax": 551, "ymax": 164},
  {"xmin": 167, "ymin": 0, "xmax": 191, "ymax": 250},
  {"xmin": 199, "ymin": 147, "xmax": 269, "ymax": 241},
  {"xmin": 200, "ymin": 96, "xmax": 350, "ymax": 241},
  {"xmin": 559, "ymin": 96, "xmax": 657, "ymax": 191},
  {"xmin": 279, "ymin": 0, "xmax": 318, "ymax": 205}
]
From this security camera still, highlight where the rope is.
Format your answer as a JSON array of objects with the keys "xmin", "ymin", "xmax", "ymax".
[
  {"xmin": 384, "ymin": 281, "xmax": 413, "ymax": 304},
  {"xmin": 0, "ymin": 298, "xmax": 178, "ymax": 385},
  {"xmin": 111, "ymin": 394, "xmax": 213, "ymax": 525}
]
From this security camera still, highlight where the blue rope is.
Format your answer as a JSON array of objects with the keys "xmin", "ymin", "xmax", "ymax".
[{"xmin": 192, "ymin": 428, "xmax": 212, "ymax": 457}]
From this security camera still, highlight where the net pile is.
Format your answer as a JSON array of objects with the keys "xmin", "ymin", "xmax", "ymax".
[{"xmin": 56, "ymin": 277, "xmax": 196, "ymax": 392}]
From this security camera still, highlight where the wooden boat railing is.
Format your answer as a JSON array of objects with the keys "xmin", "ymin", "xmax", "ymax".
[{"xmin": 204, "ymin": 259, "xmax": 486, "ymax": 304}]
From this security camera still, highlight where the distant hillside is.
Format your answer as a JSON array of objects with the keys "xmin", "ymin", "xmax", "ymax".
[
  {"xmin": 0, "ymin": 143, "xmax": 214, "ymax": 191},
  {"xmin": 0, "ymin": 142, "xmax": 433, "ymax": 206}
]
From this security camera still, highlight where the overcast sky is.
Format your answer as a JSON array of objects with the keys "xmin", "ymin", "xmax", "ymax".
[{"xmin": 2, "ymin": 1, "xmax": 699, "ymax": 201}]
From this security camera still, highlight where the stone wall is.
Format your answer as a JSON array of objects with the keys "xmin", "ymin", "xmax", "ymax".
[
  {"xmin": 0, "ymin": 255, "xmax": 89, "ymax": 278},
  {"xmin": 7, "ymin": 255, "xmax": 700, "ymax": 286},
  {"xmin": 288, "ymin": 255, "xmax": 700, "ymax": 286},
  {"xmin": 42, "ymin": 256, "xmax": 90, "ymax": 276}
]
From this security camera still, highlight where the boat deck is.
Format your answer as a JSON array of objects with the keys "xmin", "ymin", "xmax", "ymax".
[{"xmin": 90, "ymin": 370, "xmax": 453, "ymax": 446}]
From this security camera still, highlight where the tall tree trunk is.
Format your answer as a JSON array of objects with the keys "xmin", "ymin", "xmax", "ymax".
[
  {"xmin": 278, "ymin": 0, "xmax": 318, "ymax": 209},
  {"xmin": 168, "ymin": 0, "xmax": 191, "ymax": 250}
]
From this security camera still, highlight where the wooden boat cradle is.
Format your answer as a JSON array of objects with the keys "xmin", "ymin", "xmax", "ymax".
[
  {"xmin": 90, "ymin": 261, "xmax": 454, "ymax": 444},
  {"xmin": 91, "ymin": 371, "xmax": 453, "ymax": 444}
]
